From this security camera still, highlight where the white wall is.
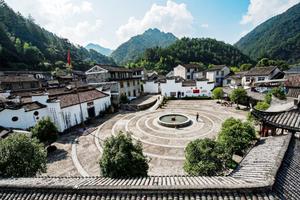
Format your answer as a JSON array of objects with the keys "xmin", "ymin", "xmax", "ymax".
[
  {"xmin": 206, "ymin": 71, "xmax": 216, "ymax": 82},
  {"xmin": 0, "ymin": 107, "xmax": 49, "ymax": 130},
  {"xmin": 160, "ymin": 79, "xmax": 214, "ymax": 98},
  {"xmin": 174, "ymin": 65, "xmax": 187, "ymax": 79},
  {"xmin": 144, "ymin": 81, "xmax": 159, "ymax": 94}
]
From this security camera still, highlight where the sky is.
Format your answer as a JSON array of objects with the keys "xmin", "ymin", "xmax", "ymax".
[{"xmin": 5, "ymin": 0, "xmax": 300, "ymax": 49}]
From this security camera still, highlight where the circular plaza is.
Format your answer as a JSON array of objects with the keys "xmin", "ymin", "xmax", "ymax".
[{"xmin": 45, "ymin": 99, "xmax": 248, "ymax": 176}]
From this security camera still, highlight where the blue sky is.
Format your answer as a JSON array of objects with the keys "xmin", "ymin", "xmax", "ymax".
[{"xmin": 5, "ymin": 0, "xmax": 300, "ymax": 49}]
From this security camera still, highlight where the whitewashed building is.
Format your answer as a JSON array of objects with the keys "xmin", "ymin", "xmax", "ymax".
[
  {"xmin": 0, "ymin": 88, "xmax": 111, "ymax": 132},
  {"xmin": 160, "ymin": 77, "xmax": 214, "ymax": 98},
  {"xmin": 205, "ymin": 65, "xmax": 230, "ymax": 86},
  {"xmin": 174, "ymin": 64, "xmax": 205, "ymax": 80},
  {"xmin": 242, "ymin": 66, "xmax": 282, "ymax": 86}
]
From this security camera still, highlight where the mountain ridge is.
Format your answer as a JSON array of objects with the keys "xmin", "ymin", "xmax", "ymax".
[
  {"xmin": 235, "ymin": 3, "xmax": 300, "ymax": 64},
  {"xmin": 111, "ymin": 28, "xmax": 177, "ymax": 65},
  {"xmin": 85, "ymin": 43, "xmax": 113, "ymax": 56}
]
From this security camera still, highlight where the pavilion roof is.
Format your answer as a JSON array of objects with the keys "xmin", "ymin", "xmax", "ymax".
[{"xmin": 252, "ymin": 108, "xmax": 300, "ymax": 132}]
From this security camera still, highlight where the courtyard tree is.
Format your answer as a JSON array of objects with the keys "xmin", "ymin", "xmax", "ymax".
[
  {"xmin": 217, "ymin": 118, "xmax": 256, "ymax": 156},
  {"xmin": 120, "ymin": 93, "xmax": 129, "ymax": 104},
  {"xmin": 212, "ymin": 87, "xmax": 224, "ymax": 102},
  {"xmin": 271, "ymin": 87, "xmax": 286, "ymax": 100},
  {"xmin": 99, "ymin": 132, "xmax": 149, "ymax": 178},
  {"xmin": 184, "ymin": 138, "xmax": 230, "ymax": 176},
  {"xmin": 31, "ymin": 117, "xmax": 58, "ymax": 145},
  {"xmin": 0, "ymin": 133, "xmax": 47, "ymax": 177},
  {"xmin": 230, "ymin": 88, "xmax": 248, "ymax": 108},
  {"xmin": 255, "ymin": 101, "xmax": 270, "ymax": 110}
]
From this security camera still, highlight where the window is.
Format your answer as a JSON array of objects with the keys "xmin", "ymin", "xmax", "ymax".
[
  {"xmin": 187, "ymin": 75, "xmax": 191, "ymax": 79},
  {"xmin": 221, "ymin": 71, "xmax": 224, "ymax": 76},
  {"xmin": 258, "ymin": 77, "xmax": 265, "ymax": 81},
  {"xmin": 133, "ymin": 80, "xmax": 135, "ymax": 86},
  {"xmin": 216, "ymin": 71, "xmax": 219, "ymax": 76},
  {"xmin": 128, "ymin": 91, "xmax": 131, "ymax": 97},
  {"xmin": 227, "ymin": 79, "xmax": 231, "ymax": 84},
  {"xmin": 120, "ymin": 81, "xmax": 124, "ymax": 88},
  {"xmin": 127, "ymin": 81, "xmax": 130, "ymax": 87},
  {"xmin": 33, "ymin": 111, "xmax": 39, "ymax": 116},
  {"xmin": 246, "ymin": 77, "xmax": 251, "ymax": 82},
  {"xmin": 12, "ymin": 116, "xmax": 19, "ymax": 122},
  {"xmin": 19, "ymin": 82, "xmax": 24, "ymax": 89}
]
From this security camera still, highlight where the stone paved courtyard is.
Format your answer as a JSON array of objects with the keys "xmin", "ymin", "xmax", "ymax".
[{"xmin": 44, "ymin": 100, "xmax": 248, "ymax": 176}]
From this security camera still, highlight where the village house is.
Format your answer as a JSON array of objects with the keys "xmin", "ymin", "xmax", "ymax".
[
  {"xmin": 223, "ymin": 71, "xmax": 246, "ymax": 87},
  {"xmin": 242, "ymin": 66, "xmax": 283, "ymax": 87},
  {"xmin": 85, "ymin": 65, "xmax": 144, "ymax": 103},
  {"xmin": 205, "ymin": 65, "xmax": 230, "ymax": 86},
  {"xmin": 0, "ymin": 87, "xmax": 111, "ymax": 132},
  {"xmin": 0, "ymin": 74, "xmax": 41, "ymax": 91},
  {"xmin": 173, "ymin": 64, "xmax": 205, "ymax": 80},
  {"xmin": 160, "ymin": 77, "xmax": 214, "ymax": 98}
]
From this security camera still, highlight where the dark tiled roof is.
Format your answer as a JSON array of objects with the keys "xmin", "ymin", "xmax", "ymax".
[
  {"xmin": 52, "ymin": 89, "xmax": 109, "ymax": 108},
  {"xmin": 182, "ymin": 80, "xmax": 196, "ymax": 87},
  {"xmin": 245, "ymin": 66, "xmax": 278, "ymax": 76},
  {"xmin": 206, "ymin": 65, "xmax": 227, "ymax": 72},
  {"xmin": 97, "ymin": 64, "xmax": 133, "ymax": 72},
  {"xmin": 180, "ymin": 64, "xmax": 202, "ymax": 69},
  {"xmin": 22, "ymin": 101, "xmax": 47, "ymax": 111},
  {"xmin": 274, "ymin": 138, "xmax": 300, "ymax": 199},
  {"xmin": 252, "ymin": 108, "xmax": 300, "ymax": 132},
  {"xmin": 0, "ymin": 75, "xmax": 39, "ymax": 83},
  {"xmin": 285, "ymin": 66, "xmax": 300, "ymax": 74}
]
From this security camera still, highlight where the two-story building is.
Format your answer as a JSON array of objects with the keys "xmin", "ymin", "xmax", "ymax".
[
  {"xmin": 242, "ymin": 66, "xmax": 282, "ymax": 87},
  {"xmin": 173, "ymin": 64, "xmax": 205, "ymax": 80},
  {"xmin": 205, "ymin": 65, "xmax": 230, "ymax": 86},
  {"xmin": 85, "ymin": 65, "xmax": 144, "ymax": 104}
]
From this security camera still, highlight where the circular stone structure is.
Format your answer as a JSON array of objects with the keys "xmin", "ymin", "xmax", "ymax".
[{"xmin": 158, "ymin": 113, "xmax": 192, "ymax": 128}]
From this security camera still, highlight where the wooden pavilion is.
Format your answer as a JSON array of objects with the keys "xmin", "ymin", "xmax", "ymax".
[{"xmin": 252, "ymin": 103, "xmax": 300, "ymax": 137}]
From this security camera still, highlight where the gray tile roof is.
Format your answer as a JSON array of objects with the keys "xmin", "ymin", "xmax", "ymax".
[
  {"xmin": 274, "ymin": 138, "xmax": 300, "ymax": 199},
  {"xmin": 246, "ymin": 66, "xmax": 278, "ymax": 76},
  {"xmin": 252, "ymin": 108, "xmax": 300, "ymax": 132},
  {"xmin": 0, "ymin": 135, "xmax": 293, "ymax": 199}
]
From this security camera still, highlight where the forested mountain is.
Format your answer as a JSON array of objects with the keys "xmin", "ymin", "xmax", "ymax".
[
  {"xmin": 0, "ymin": 0, "xmax": 115, "ymax": 71},
  {"xmin": 235, "ymin": 3, "xmax": 300, "ymax": 64},
  {"xmin": 128, "ymin": 37, "xmax": 253, "ymax": 74},
  {"xmin": 111, "ymin": 28, "xmax": 177, "ymax": 65},
  {"xmin": 85, "ymin": 43, "xmax": 113, "ymax": 56}
]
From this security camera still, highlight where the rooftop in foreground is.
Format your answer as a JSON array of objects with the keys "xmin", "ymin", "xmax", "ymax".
[{"xmin": 0, "ymin": 134, "xmax": 297, "ymax": 199}]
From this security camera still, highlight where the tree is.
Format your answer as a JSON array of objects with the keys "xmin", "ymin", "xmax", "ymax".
[
  {"xmin": 31, "ymin": 117, "xmax": 58, "ymax": 145},
  {"xmin": 184, "ymin": 138, "xmax": 230, "ymax": 176},
  {"xmin": 0, "ymin": 133, "xmax": 47, "ymax": 177},
  {"xmin": 271, "ymin": 87, "xmax": 286, "ymax": 100},
  {"xmin": 240, "ymin": 63, "xmax": 252, "ymax": 71},
  {"xmin": 230, "ymin": 88, "xmax": 248, "ymax": 108},
  {"xmin": 264, "ymin": 92, "xmax": 272, "ymax": 104},
  {"xmin": 217, "ymin": 118, "xmax": 256, "ymax": 155},
  {"xmin": 99, "ymin": 132, "xmax": 149, "ymax": 178},
  {"xmin": 120, "ymin": 93, "xmax": 129, "ymax": 104},
  {"xmin": 212, "ymin": 87, "xmax": 224, "ymax": 102},
  {"xmin": 255, "ymin": 101, "xmax": 270, "ymax": 110}
]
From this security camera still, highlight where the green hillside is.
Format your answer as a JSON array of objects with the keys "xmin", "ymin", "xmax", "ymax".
[
  {"xmin": 129, "ymin": 37, "xmax": 253, "ymax": 74},
  {"xmin": 111, "ymin": 28, "xmax": 177, "ymax": 65},
  {"xmin": 0, "ymin": 0, "xmax": 115, "ymax": 71},
  {"xmin": 235, "ymin": 3, "xmax": 300, "ymax": 64}
]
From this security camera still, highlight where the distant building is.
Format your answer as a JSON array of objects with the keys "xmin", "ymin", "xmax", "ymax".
[
  {"xmin": 223, "ymin": 71, "xmax": 246, "ymax": 87},
  {"xmin": 173, "ymin": 64, "xmax": 205, "ymax": 80},
  {"xmin": 285, "ymin": 74, "xmax": 300, "ymax": 98},
  {"xmin": 0, "ymin": 75, "xmax": 41, "ymax": 91},
  {"xmin": 205, "ymin": 65, "xmax": 230, "ymax": 86},
  {"xmin": 160, "ymin": 77, "xmax": 214, "ymax": 98},
  {"xmin": 243, "ymin": 66, "xmax": 283, "ymax": 86},
  {"xmin": 0, "ymin": 87, "xmax": 111, "ymax": 132},
  {"xmin": 85, "ymin": 65, "xmax": 144, "ymax": 104}
]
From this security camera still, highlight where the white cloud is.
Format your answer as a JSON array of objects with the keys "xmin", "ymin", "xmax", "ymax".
[
  {"xmin": 116, "ymin": 0, "xmax": 194, "ymax": 42},
  {"xmin": 241, "ymin": 0, "xmax": 300, "ymax": 26},
  {"xmin": 201, "ymin": 24, "xmax": 209, "ymax": 28},
  {"xmin": 5, "ymin": 0, "xmax": 100, "ymax": 46}
]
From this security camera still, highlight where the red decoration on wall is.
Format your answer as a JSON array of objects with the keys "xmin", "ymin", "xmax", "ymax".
[{"xmin": 193, "ymin": 89, "xmax": 200, "ymax": 94}]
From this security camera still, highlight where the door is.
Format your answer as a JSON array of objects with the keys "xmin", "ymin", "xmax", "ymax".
[{"xmin": 87, "ymin": 107, "xmax": 95, "ymax": 118}]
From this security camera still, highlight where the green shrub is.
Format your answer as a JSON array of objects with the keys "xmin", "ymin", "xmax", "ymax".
[
  {"xmin": 0, "ymin": 133, "xmax": 47, "ymax": 177},
  {"xmin": 212, "ymin": 87, "xmax": 224, "ymax": 101},
  {"xmin": 184, "ymin": 138, "xmax": 230, "ymax": 176},
  {"xmin": 271, "ymin": 87, "xmax": 286, "ymax": 100},
  {"xmin": 120, "ymin": 93, "xmax": 129, "ymax": 104},
  {"xmin": 31, "ymin": 117, "xmax": 58, "ymax": 144},
  {"xmin": 230, "ymin": 88, "xmax": 248, "ymax": 106},
  {"xmin": 264, "ymin": 92, "xmax": 272, "ymax": 104},
  {"xmin": 99, "ymin": 132, "xmax": 149, "ymax": 178},
  {"xmin": 255, "ymin": 101, "xmax": 270, "ymax": 110},
  {"xmin": 217, "ymin": 118, "xmax": 256, "ymax": 156}
]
